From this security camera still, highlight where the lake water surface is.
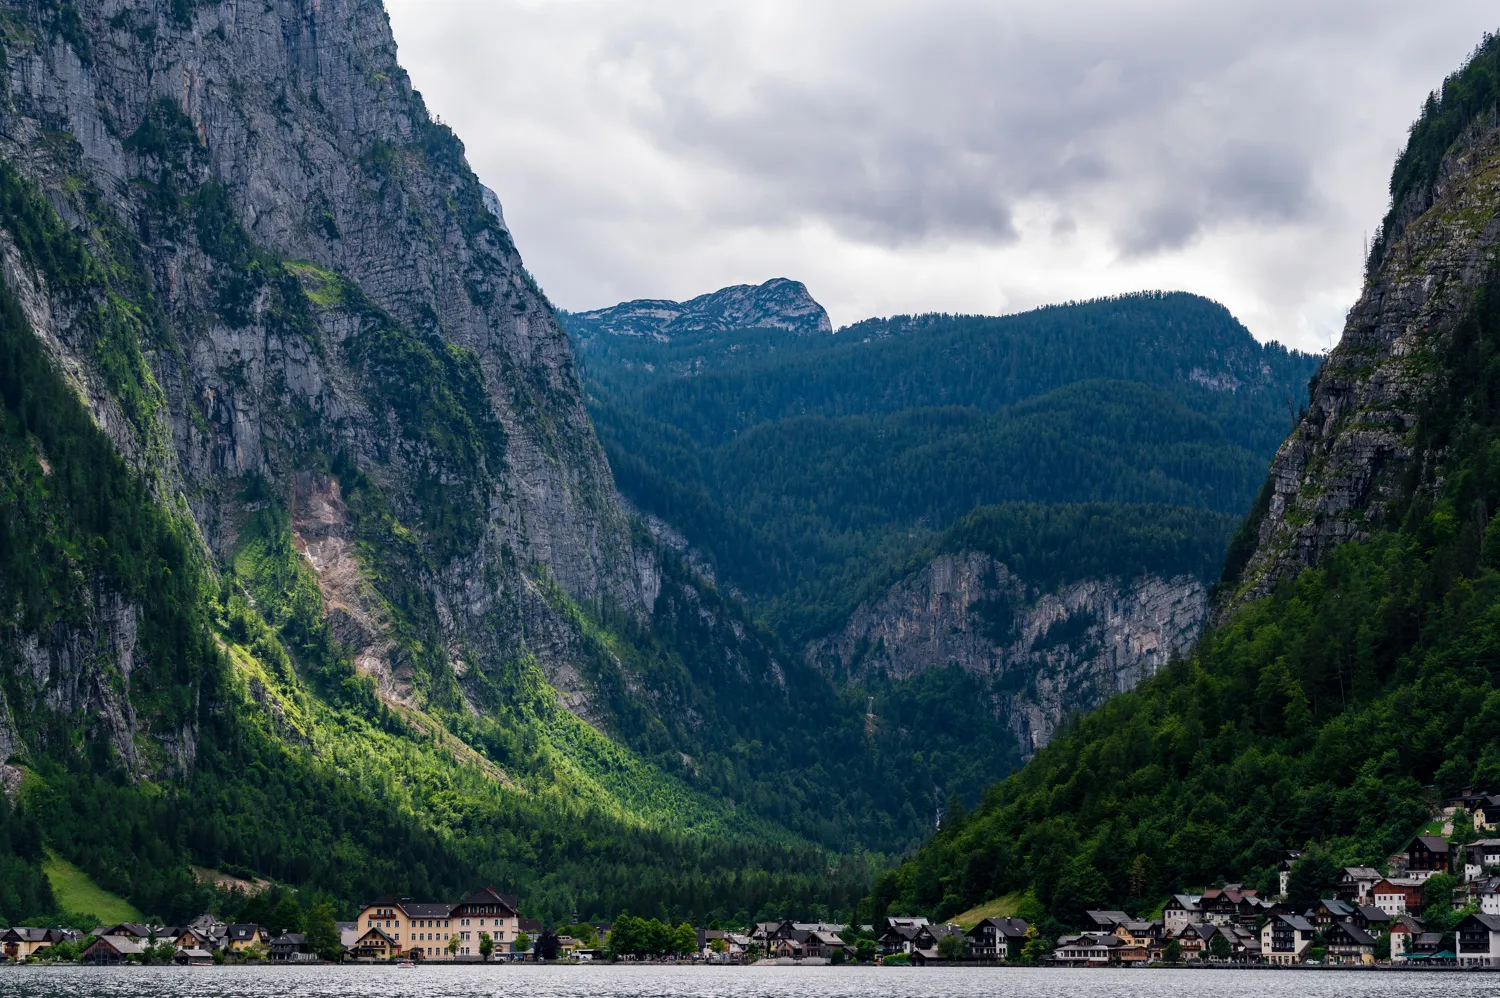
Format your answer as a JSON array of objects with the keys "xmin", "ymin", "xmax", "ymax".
[{"xmin": 0, "ymin": 965, "xmax": 1495, "ymax": 998}]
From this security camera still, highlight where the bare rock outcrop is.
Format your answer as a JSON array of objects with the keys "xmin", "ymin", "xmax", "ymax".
[
  {"xmin": 1224, "ymin": 120, "xmax": 1500, "ymax": 608},
  {"xmin": 808, "ymin": 552, "xmax": 1205, "ymax": 756}
]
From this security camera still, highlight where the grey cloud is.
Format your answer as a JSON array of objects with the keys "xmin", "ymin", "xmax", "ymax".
[
  {"xmin": 385, "ymin": 0, "xmax": 1499, "ymax": 348},
  {"xmin": 599, "ymin": 1, "xmax": 1339, "ymax": 252}
]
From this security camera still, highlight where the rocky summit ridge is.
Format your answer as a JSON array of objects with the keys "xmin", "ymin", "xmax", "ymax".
[{"xmin": 568, "ymin": 277, "xmax": 832, "ymax": 338}]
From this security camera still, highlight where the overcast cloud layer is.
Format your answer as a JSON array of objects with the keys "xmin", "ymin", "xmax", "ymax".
[{"xmin": 385, "ymin": 0, "xmax": 1498, "ymax": 352}]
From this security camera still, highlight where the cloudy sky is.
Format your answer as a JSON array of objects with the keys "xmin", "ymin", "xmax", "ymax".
[{"xmin": 384, "ymin": 1, "xmax": 1497, "ymax": 352}]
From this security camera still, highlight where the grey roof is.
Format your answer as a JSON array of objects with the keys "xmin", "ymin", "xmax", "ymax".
[
  {"xmin": 1167, "ymin": 894, "xmax": 1201, "ymax": 911},
  {"xmin": 226, "ymin": 924, "xmax": 262, "ymax": 941},
  {"xmin": 969, "ymin": 917, "xmax": 1029, "ymax": 938},
  {"xmin": 90, "ymin": 936, "xmax": 145, "ymax": 954},
  {"xmin": 1058, "ymin": 933, "xmax": 1123, "ymax": 948},
  {"xmin": 1358, "ymin": 905, "xmax": 1391, "ymax": 921},
  {"xmin": 1278, "ymin": 915, "xmax": 1315, "ymax": 933},
  {"xmin": 1415, "ymin": 835, "xmax": 1450, "ymax": 853},
  {"xmin": 1341, "ymin": 866, "xmax": 1382, "ymax": 880},
  {"xmin": 1321, "ymin": 899, "xmax": 1354, "ymax": 917},
  {"xmin": 1332, "ymin": 920, "xmax": 1376, "ymax": 946},
  {"xmin": 401, "ymin": 903, "xmax": 456, "ymax": 918},
  {"xmin": 1461, "ymin": 913, "xmax": 1500, "ymax": 933}
]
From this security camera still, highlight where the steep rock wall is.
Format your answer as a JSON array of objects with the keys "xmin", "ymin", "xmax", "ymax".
[
  {"xmin": 1227, "ymin": 120, "xmax": 1500, "ymax": 607},
  {"xmin": 0, "ymin": 0, "xmax": 670, "ymax": 761},
  {"xmin": 808, "ymin": 552, "xmax": 1205, "ymax": 756}
]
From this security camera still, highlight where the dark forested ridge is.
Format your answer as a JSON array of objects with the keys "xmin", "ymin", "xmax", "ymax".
[
  {"xmin": 568, "ymin": 292, "xmax": 1321, "ymax": 643},
  {"xmin": 869, "ymin": 35, "xmax": 1500, "ymax": 944}
]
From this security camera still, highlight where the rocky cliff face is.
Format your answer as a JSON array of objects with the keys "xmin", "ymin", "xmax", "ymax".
[
  {"xmin": 808, "ymin": 552, "xmax": 1205, "ymax": 756},
  {"xmin": 0, "ymin": 0, "xmax": 707, "ymax": 766},
  {"xmin": 569, "ymin": 277, "xmax": 831, "ymax": 338},
  {"xmin": 1225, "ymin": 118, "xmax": 1500, "ymax": 607}
]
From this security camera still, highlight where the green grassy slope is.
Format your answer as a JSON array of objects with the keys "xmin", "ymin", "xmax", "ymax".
[{"xmin": 42, "ymin": 852, "xmax": 143, "ymax": 924}]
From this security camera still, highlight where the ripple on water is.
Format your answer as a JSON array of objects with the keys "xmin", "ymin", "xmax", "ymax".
[{"xmin": 0, "ymin": 965, "xmax": 1494, "ymax": 998}]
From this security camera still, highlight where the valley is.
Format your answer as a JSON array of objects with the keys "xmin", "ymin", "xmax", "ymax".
[{"xmin": 3, "ymin": 0, "xmax": 1500, "ymax": 974}]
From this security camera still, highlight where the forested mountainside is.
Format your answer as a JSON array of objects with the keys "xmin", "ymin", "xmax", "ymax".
[
  {"xmin": 568, "ymin": 287, "xmax": 1319, "ymax": 761},
  {"xmin": 0, "ymin": 0, "xmax": 1023, "ymax": 929},
  {"xmin": 870, "ymin": 33, "xmax": 1500, "ymax": 939}
]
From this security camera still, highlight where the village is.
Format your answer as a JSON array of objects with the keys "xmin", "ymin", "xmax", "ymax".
[{"xmin": 10, "ymin": 796, "xmax": 1500, "ymax": 970}]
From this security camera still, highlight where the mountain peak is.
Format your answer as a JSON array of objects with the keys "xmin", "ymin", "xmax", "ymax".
[{"xmin": 571, "ymin": 278, "xmax": 831, "ymax": 338}]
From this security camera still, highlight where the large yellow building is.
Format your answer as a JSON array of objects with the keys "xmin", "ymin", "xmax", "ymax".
[{"xmin": 353, "ymin": 888, "xmax": 522, "ymax": 961}]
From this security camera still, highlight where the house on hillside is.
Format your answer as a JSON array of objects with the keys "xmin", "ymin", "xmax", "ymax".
[
  {"xmin": 1278, "ymin": 851, "xmax": 1301, "ymax": 899},
  {"xmin": 1261, "ymin": 915, "xmax": 1315, "ymax": 965},
  {"xmin": 1473, "ymin": 797, "xmax": 1500, "ymax": 831},
  {"xmin": 1200, "ymin": 886, "xmax": 1259, "ymax": 925},
  {"xmin": 1113, "ymin": 921, "xmax": 1164, "ymax": 961},
  {"xmin": 1174, "ymin": 923, "xmax": 1215, "ymax": 961},
  {"xmin": 1373, "ymin": 878, "xmax": 1425, "ymax": 916},
  {"xmin": 1311, "ymin": 898, "xmax": 1355, "ymax": 927},
  {"xmin": 1323, "ymin": 920, "xmax": 1376, "ymax": 965},
  {"xmin": 1389, "ymin": 914, "xmax": 1425, "ymax": 963},
  {"xmin": 1392, "ymin": 836, "xmax": 1450, "ymax": 881},
  {"xmin": 1352, "ymin": 905, "xmax": 1392, "ymax": 933},
  {"xmin": 1457, "ymin": 912, "xmax": 1500, "ymax": 967},
  {"xmin": 966, "ymin": 917, "xmax": 1029, "ymax": 960},
  {"xmin": 1337, "ymin": 867, "xmax": 1383, "ymax": 902},
  {"xmin": 1163, "ymin": 895, "xmax": 1202, "ymax": 935},
  {"xmin": 1465, "ymin": 840, "xmax": 1500, "ymax": 881}
]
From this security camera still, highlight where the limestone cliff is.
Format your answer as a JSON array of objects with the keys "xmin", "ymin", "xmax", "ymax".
[
  {"xmin": 1224, "ymin": 114, "xmax": 1500, "ymax": 608},
  {"xmin": 0, "ymin": 0, "xmax": 764, "ymax": 769},
  {"xmin": 807, "ymin": 552, "xmax": 1205, "ymax": 756}
]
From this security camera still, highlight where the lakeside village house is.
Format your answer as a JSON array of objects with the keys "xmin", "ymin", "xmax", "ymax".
[
  {"xmin": 1048, "ymin": 787, "xmax": 1500, "ymax": 968},
  {"xmin": 19, "ymin": 793, "xmax": 1500, "ymax": 968},
  {"xmin": 3, "ymin": 888, "xmax": 546, "ymax": 965}
]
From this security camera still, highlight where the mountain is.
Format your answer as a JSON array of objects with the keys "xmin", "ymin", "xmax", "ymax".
[
  {"xmin": 0, "ymin": 0, "xmax": 980, "ymax": 928},
  {"xmin": 867, "ymin": 33, "xmax": 1500, "ymax": 938},
  {"xmin": 566, "ymin": 277, "xmax": 831, "ymax": 339},
  {"xmin": 568, "ymin": 290, "xmax": 1320, "ymax": 762}
]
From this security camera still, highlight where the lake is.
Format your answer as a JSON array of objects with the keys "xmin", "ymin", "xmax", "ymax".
[{"xmin": 0, "ymin": 965, "xmax": 1494, "ymax": 998}]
